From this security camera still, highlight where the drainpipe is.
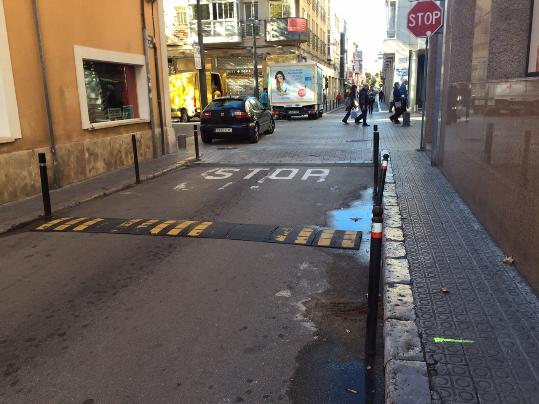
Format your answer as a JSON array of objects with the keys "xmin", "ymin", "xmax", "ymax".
[
  {"xmin": 32, "ymin": 0, "xmax": 60, "ymax": 188},
  {"xmin": 150, "ymin": 0, "xmax": 166, "ymax": 155},
  {"xmin": 141, "ymin": 0, "xmax": 158, "ymax": 158}
]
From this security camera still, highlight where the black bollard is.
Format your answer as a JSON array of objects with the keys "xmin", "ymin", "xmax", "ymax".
[
  {"xmin": 365, "ymin": 205, "xmax": 384, "ymax": 360},
  {"xmin": 193, "ymin": 124, "xmax": 200, "ymax": 161},
  {"xmin": 376, "ymin": 154, "xmax": 390, "ymax": 206},
  {"xmin": 131, "ymin": 134, "xmax": 140, "ymax": 184},
  {"xmin": 38, "ymin": 153, "xmax": 52, "ymax": 218},
  {"xmin": 373, "ymin": 129, "xmax": 380, "ymax": 199}
]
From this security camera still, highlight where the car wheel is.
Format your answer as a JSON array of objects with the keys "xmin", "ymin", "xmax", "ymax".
[
  {"xmin": 249, "ymin": 124, "xmax": 259, "ymax": 143},
  {"xmin": 266, "ymin": 118, "xmax": 275, "ymax": 134},
  {"xmin": 201, "ymin": 133, "xmax": 212, "ymax": 144}
]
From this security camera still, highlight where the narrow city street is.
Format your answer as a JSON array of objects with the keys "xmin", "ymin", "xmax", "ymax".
[{"xmin": 0, "ymin": 111, "xmax": 384, "ymax": 403}]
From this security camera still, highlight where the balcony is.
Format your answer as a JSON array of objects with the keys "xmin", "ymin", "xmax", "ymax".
[
  {"xmin": 189, "ymin": 20, "xmax": 242, "ymax": 43},
  {"xmin": 266, "ymin": 18, "xmax": 308, "ymax": 42}
]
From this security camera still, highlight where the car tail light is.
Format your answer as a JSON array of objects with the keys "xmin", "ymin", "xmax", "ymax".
[
  {"xmin": 193, "ymin": 96, "xmax": 197, "ymax": 109},
  {"xmin": 233, "ymin": 111, "xmax": 250, "ymax": 119},
  {"xmin": 201, "ymin": 111, "xmax": 211, "ymax": 120}
]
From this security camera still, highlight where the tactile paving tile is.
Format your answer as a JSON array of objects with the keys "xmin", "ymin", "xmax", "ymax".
[{"xmin": 386, "ymin": 146, "xmax": 539, "ymax": 403}]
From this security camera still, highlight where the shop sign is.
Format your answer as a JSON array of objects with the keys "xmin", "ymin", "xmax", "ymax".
[
  {"xmin": 193, "ymin": 41, "xmax": 202, "ymax": 70},
  {"xmin": 287, "ymin": 18, "xmax": 307, "ymax": 32}
]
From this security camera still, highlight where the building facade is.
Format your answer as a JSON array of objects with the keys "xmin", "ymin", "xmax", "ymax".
[
  {"xmin": 382, "ymin": 0, "xmax": 426, "ymax": 110},
  {"xmin": 437, "ymin": 0, "xmax": 539, "ymax": 292},
  {"xmin": 165, "ymin": 0, "xmax": 340, "ymax": 105},
  {"xmin": 0, "ymin": 0, "xmax": 173, "ymax": 205}
]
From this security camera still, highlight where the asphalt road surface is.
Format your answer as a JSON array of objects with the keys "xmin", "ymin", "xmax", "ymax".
[{"xmin": 1, "ymin": 111, "xmax": 383, "ymax": 403}]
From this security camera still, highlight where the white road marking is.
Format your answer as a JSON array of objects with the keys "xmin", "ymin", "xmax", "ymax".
[
  {"xmin": 301, "ymin": 169, "xmax": 330, "ymax": 182},
  {"xmin": 202, "ymin": 168, "xmax": 240, "ymax": 179},
  {"xmin": 173, "ymin": 182, "xmax": 189, "ymax": 191},
  {"xmin": 243, "ymin": 168, "xmax": 269, "ymax": 179},
  {"xmin": 218, "ymin": 182, "xmax": 234, "ymax": 190},
  {"xmin": 267, "ymin": 168, "xmax": 300, "ymax": 180}
]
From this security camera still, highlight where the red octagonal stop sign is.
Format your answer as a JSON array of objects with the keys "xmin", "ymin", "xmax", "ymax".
[{"xmin": 407, "ymin": 0, "xmax": 443, "ymax": 38}]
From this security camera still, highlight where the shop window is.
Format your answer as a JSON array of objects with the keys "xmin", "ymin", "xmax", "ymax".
[
  {"xmin": 0, "ymin": 1, "xmax": 21, "ymax": 142},
  {"xmin": 83, "ymin": 61, "xmax": 140, "ymax": 124},
  {"xmin": 74, "ymin": 46, "xmax": 149, "ymax": 129}
]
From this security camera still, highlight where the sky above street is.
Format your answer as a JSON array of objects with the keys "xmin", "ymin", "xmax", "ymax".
[{"xmin": 332, "ymin": 0, "xmax": 386, "ymax": 74}]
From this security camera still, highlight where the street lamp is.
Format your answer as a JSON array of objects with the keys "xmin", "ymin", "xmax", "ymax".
[{"xmin": 247, "ymin": 18, "xmax": 260, "ymax": 99}]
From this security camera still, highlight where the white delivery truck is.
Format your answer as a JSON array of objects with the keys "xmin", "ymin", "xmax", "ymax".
[{"xmin": 267, "ymin": 62, "xmax": 324, "ymax": 120}]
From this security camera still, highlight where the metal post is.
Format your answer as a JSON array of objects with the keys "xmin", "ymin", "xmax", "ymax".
[
  {"xmin": 431, "ymin": 0, "xmax": 446, "ymax": 166},
  {"xmin": 193, "ymin": 124, "xmax": 200, "ymax": 161},
  {"xmin": 38, "ymin": 153, "xmax": 52, "ymax": 218},
  {"xmin": 376, "ymin": 154, "xmax": 389, "ymax": 207},
  {"xmin": 484, "ymin": 123, "xmax": 494, "ymax": 165},
  {"xmin": 419, "ymin": 35, "xmax": 430, "ymax": 152},
  {"xmin": 131, "ymin": 134, "xmax": 141, "ymax": 184},
  {"xmin": 252, "ymin": 22, "xmax": 260, "ymax": 99},
  {"xmin": 365, "ymin": 205, "xmax": 384, "ymax": 359},
  {"xmin": 373, "ymin": 128, "xmax": 380, "ymax": 199},
  {"xmin": 196, "ymin": 0, "xmax": 208, "ymax": 110}
]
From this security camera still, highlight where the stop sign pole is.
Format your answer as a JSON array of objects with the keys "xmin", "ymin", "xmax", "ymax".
[{"xmin": 407, "ymin": 0, "xmax": 444, "ymax": 153}]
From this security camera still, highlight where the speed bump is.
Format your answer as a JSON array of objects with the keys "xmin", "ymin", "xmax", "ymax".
[{"xmin": 34, "ymin": 217, "xmax": 362, "ymax": 250}]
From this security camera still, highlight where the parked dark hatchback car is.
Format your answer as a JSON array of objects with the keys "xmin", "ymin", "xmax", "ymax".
[{"xmin": 200, "ymin": 96, "xmax": 275, "ymax": 143}]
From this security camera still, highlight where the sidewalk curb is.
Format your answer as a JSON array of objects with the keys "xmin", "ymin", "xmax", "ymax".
[
  {"xmin": 382, "ymin": 161, "xmax": 431, "ymax": 404},
  {"xmin": 0, "ymin": 157, "xmax": 196, "ymax": 235}
]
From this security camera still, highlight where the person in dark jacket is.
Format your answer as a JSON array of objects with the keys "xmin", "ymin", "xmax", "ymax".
[
  {"xmin": 354, "ymin": 84, "xmax": 370, "ymax": 126},
  {"xmin": 378, "ymin": 89, "xmax": 385, "ymax": 103},
  {"xmin": 368, "ymin": 89, "xmax": 375, "ymax": 115},
  {"xmin": 400, "ymin": 79, "xmax": 409, "ymax": 111},
  {"xmin": 342, "ymin": 85, "xmax": 357, "ymax": 124},
  {"xmin": 389, "ymin": 82, "xmax": 403, "ymax": 124}
]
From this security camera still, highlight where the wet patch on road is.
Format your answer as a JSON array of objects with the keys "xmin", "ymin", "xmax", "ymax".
[{"xmin": 288, "ymin": 187, "xmax": 385, "ymax": 403}]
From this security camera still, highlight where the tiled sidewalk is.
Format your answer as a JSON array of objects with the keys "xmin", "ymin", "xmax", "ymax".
[{"xmin": 376, "ymin": 112, "xmax": 539, "ymax": 403}]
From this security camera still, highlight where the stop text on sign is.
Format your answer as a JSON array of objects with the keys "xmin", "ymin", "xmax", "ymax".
[{"xmin": 408, "ymin": 10, "xmax": 442, "ymax": 28}]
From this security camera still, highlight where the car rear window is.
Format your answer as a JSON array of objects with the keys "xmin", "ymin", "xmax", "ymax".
[{"xmin": 207, "ymin": 99, "xmax": 245, "ymax": 110}]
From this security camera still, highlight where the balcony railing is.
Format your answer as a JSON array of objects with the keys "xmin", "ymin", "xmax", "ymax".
[
  {"xmin": 189, "ymin": 20, "xmax": 242, "ymax": 43},
  {"xmin": 265, "ymin": 18, "xmax": 308, "ymax": 42}
]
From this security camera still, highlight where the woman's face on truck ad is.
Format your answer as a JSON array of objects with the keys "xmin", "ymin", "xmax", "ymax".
[{"xmin": 276, "ymin": 74, "xmax": 284, "ymax": 83}]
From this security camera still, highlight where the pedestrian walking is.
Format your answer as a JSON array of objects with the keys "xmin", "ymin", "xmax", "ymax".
[
  {"xmin": 389, "ymin": 82, "xmax": 403, "ymax": 124},
  {"xmin": 342, "ymin": 85, "xmax": 357, "ymax": 124},
  {"xmin": 368, "ymin": 89, "xmax": 375, "ymax": 115},
  {"xmin": 378, "ymin": 89, "xmax": 385, "ymax": 103},
  {"xmin": 336, "ymin": 91, "xmax": 343, "ymax": 106},
  {"xmin": 400, "ymin": 79, "xmax": 409, "ymax": 112},
  {"xmin": 354, "ymin": 84, "xmax": 370, "ymax": 127},
  {"xmin": 260, "ymin": 87, "xmax": 269, "ymax": 109}
]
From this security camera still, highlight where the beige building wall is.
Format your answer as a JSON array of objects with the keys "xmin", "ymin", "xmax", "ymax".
[
  {"xmin": 439, "ymin": 0, "xmax": 539, "ymax": 291},
  {"xmin": 0, "ymin": 0, "xmax": 172, "ymax": 205}
]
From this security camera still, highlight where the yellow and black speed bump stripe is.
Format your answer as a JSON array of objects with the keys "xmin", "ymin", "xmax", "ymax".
[{"xmin": 34, "ymin": 217, "xmax": 362, "ymax": 250}]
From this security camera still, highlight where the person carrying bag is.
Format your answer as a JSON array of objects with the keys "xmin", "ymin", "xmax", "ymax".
[{"xmin": 342, "ymin": 85, "xmax": 358, "ymax": 124}]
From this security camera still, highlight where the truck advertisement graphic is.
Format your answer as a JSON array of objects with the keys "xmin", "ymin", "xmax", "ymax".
[
  {"xmin": 269, "ymin": 64, "xmax": 316, "ymax": 105},
  {"xmin": 268, "ymin": 62, "xmax": 324, "ymax": 119}
]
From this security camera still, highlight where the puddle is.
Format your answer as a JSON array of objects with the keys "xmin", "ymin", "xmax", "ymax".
[{"xmin": 326, "ymin": 187, "xmax": 373, "ymax": 235}]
